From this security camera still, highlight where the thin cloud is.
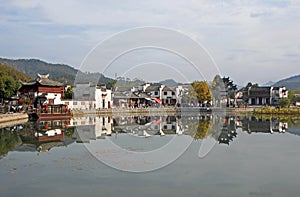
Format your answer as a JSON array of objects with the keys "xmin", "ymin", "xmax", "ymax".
[{"xmin": 0, "ymin": 0, "xmax": 299, "ymax": 85}]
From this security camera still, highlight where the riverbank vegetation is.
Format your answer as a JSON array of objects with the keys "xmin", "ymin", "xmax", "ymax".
[
  {"xmin": 0, "ymin": 128, "xmax": 21, "ymax": 158},
  {"xmin": 0, "ymin": 64, "xmax": 31, "ymax": 99},
  {"xmin": 253, "ymin": 89, "xmax": 300, "ymax": 115},
  {"xmin": 253, "ymin": 107, "xmax": 300, "ymax": 115}
]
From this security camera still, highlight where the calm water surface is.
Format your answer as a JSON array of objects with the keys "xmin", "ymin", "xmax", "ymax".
[{"xmin": 1, "ymin": 114, "xmax": 300, "ymax": 197}]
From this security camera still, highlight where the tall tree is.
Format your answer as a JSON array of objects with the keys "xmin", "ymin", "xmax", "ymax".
[
  {"xmin": 191, "ymin": 81, "xmax": 212, "ymax": 105},
  {"xmin": 63, "ymin": 86, "xmax": 73, "ymax": 99},
  {"xmin": 0, "ymin": 64, "xmax": 31, "ymax": 99}
]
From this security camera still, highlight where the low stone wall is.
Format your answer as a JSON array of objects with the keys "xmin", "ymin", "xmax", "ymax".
[
  {"xmin": 72, "ymin": 108, "xmax": 180, "ymax": 116},
  {"xmin": 72, "ymin": 107, "xmax": 255, "ymax": 116}
]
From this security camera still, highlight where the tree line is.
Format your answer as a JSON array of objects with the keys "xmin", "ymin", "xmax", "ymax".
[
  {"xmin": 1, "ymin": 62, "xmax": 299, "ymax": 108},
  {"xmin": 0, "ymin": 64, "xmax": 32, "ymax": 100}
]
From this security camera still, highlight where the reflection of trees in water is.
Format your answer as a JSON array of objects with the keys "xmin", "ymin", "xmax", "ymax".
[
  {"xmin": 25, "ymin": 120, "xmax": 74, "ymax": 152},
  {"xmin": 0, "ymin": 128, "xmax": 21, "ymax": 158},
  {"xmin": 64, "ymin": 127, "xmax": 75, "ymax": 138},
  {"xmin": 0, "ymin": 115, "xmax": 295, "ymax": 156},
  {"xmin": 253, "ymin": 114, "xmax": 300, "ymax": 128},
  {"xmin": 0, "ymin": 120, "xmax": 75, "ymax": 154},
  {"xmin": 184, "ymin": 116, "xmax": 213, "ymax": 140},
  {"xmin": 240, "ymin": 116, "xmax": 288, "ymax": 134},
  {"xmin": 113, "ymin": 115, "xmax": 235, "ymax": 143},
  {"xmin": 193, "ymin": 119, "xmax": 212, "ymax": 140},
  {"xmin": 190, "ymin": 115, "xmax": 290, "ymax": 145},
  {"xmin": 186, "ymin": 115, "xmax": 237, "ymax": 144},
  {"xmin": 213, "ymin": 116, "xmax": 238, "ymax": 145}
]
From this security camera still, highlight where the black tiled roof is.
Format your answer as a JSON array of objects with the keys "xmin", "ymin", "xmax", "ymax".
[
  {"xmin": 249, "ymin": 87, "xmax": 271, "ymax": 97},
  {"xmin": 162, "ymin": 86, "xmax": 173, "ymax": 92},
  {"xmin": 145, "ymin": 85, "xmax": 160, "ymax": 92},
  {"xmin": 21, "ymin": 73, "xmax": 63, "ymax": 87}
]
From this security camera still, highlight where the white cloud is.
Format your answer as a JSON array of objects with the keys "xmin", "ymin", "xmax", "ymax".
[
  {"xmin": 10, "ymin": 0, "xmax": 40, "ymax": 9},
  {"xmin": 0, "ymin": 0, "xmax": 299, "ymax": 85}
]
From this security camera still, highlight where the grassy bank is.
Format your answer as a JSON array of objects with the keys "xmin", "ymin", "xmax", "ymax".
[{"xmin": 253, "ymin": 107, "xmax": 300, "ymax": 115}]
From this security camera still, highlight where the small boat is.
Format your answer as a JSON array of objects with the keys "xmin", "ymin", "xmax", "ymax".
[{"xmin": 27, "ymin": 104, "xmax": 71, "ymax": 121}]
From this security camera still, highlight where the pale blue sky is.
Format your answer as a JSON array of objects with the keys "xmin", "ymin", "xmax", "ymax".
[{"xmin": 0, "ymin": 0, "xmax": 299, "ymax": 85}]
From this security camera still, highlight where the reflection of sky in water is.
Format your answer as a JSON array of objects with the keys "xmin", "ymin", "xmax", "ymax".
[
  {"xmin": 0, "ymin": 116, "xmax": 300, "ymax": 196},
  {"xmin": 110, "ymin": 134, "xmax": 175, "ymax": 152}
]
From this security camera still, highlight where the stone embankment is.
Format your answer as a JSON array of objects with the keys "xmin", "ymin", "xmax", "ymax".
[
  {"xmin": 72, "ymin": 108, "xmax": 180, "ymax": 116},
  {"xmin": 72, "ymin": 107, "xmax": 255, "ymax": 116},
  {"xmin": 0, "ymin": 113, "xmax": 28, "ymax": 128}
]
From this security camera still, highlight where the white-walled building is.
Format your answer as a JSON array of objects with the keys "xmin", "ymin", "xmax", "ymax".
[
  {"xmin": 236, "ymin": 85, "xmax": 288, "ymax": 106},
  {"xmin": 19, "ymin": 73, "xmax": 64, "ymax": 106},
  {"xmin": 64, "ymin": 83, "xmax": 112, "ymax": 110},
  {"xmin": 144, "ymin": 84, "xmax": 184, "ymax": 106},
  {"xmin": 71, "ymin": 116, "xmax": 112, "ymax": 143},
  {"xmin": 114, "ymin": 83, "xmax": 184, "ymax": 107}
]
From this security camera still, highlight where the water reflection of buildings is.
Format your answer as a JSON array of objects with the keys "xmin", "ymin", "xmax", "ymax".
[
  {"xmin": 0, "ymin": 114, "xmax": 294, "ymax": 158},
  {"xmin": 3, "ymin": 115, "xmax": 290, "ymax": 154},
  {"xmin": 71, "ymin": 116, "xmax": 112, "ymax": 143},
  {"xmin": 16, "ymin": 119, "xmax": 74, "ymax": 152},
  {"xmin": 217, "ymin": 116, "xmax": 288, "ymax": 145},
  {"xmin": 113, "ymin": 116, "xmax": 185, "ymax": 137},
  {"xmin": 71, "ymin": 115, "xmax": 187, "ymax": 143},
  {"xmin": 218, "ymin": 116, "xmax": 238, "ymax": 145},
  {"xmin": 71, "ymin": 115, "xmax": 289, "ymax": 145},
  {"xmin": 238, "ymin": 116, "xmax": 288, "ymax": 134}
]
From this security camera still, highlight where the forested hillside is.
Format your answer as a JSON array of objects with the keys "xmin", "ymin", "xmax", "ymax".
[
  {"xmin": 0, "ymin": 64, "xmax": 31, "ymax": 99},
  {"xmin": 274, "ymin": 74, "xmax": 300, "ymax": 90},
  {"xmin": 0, "ymin": 58, "xmax": 115, "ymax": 86},
  {"xmin": 0, "ymin": 58, "xmax": 77, "ymax": 84}
]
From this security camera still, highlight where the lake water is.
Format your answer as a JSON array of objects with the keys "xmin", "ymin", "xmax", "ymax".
[{"xmin": 1, "ymin": 114, "xmax": 300, "ymax": 197}]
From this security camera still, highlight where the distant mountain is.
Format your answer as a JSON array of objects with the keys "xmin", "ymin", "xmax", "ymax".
[
  {"xmin": 75, "ymin": 71, "xmax": 116, "ymax": 88},
  {"xmin": 0, "ymin": 58, "xmax": 115, "ymax": 86},
  {"xmin": 262, "ymin": 81, "xmax": 275, "ymax": 86},
  {"xmin": 273, "ymin": 74, "xmax": 300, "ymax": 90},
  {"xmin": 159, "ymin": 79, "xmax": 178, "ymax": 86},
  {"xmin": 0, "ymin": 58, "xmax": 77, "ymax": 84}
]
